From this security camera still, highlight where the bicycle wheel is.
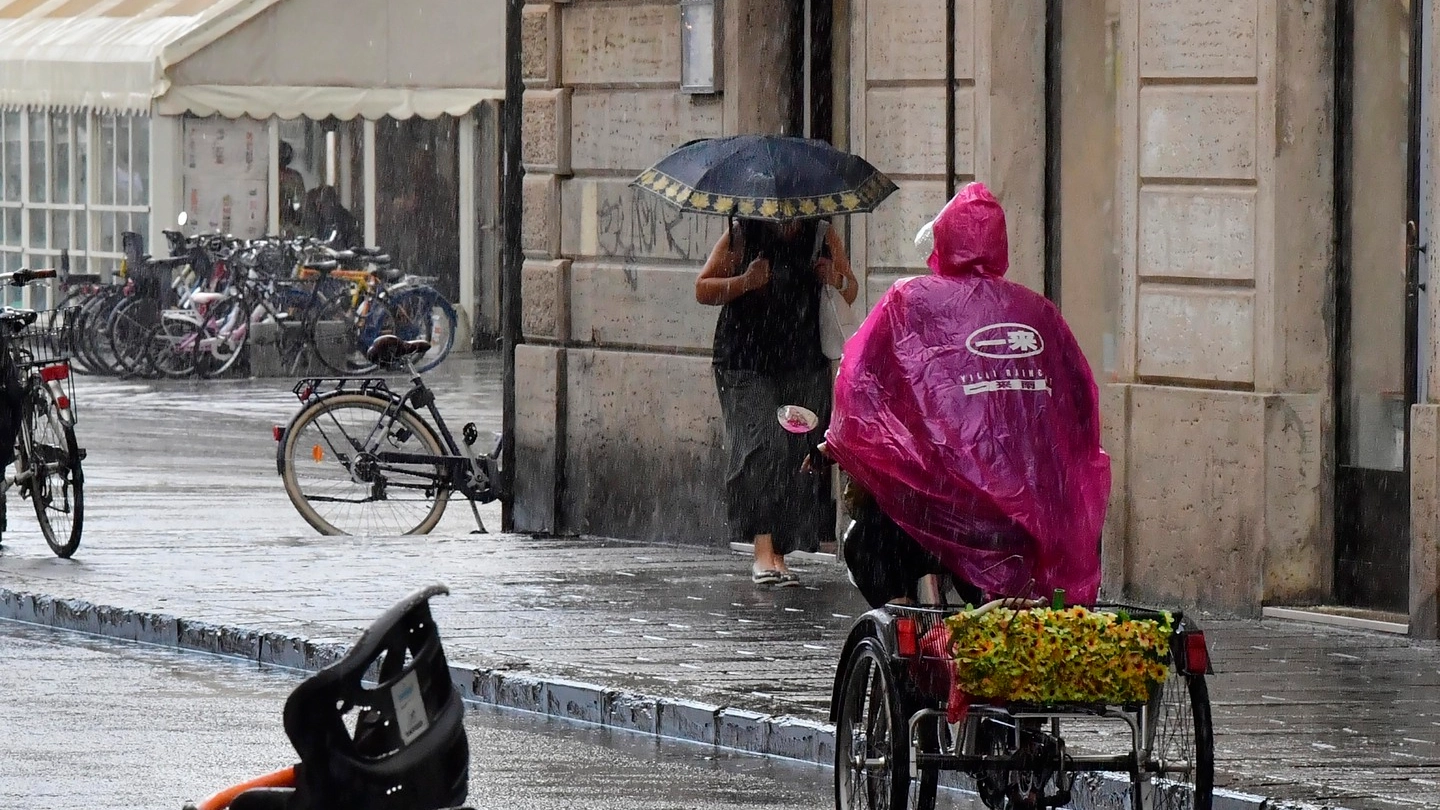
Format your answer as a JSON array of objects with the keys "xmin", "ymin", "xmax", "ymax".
[
  {"xmin": 21, "ymin": 389, "xmax": 83, "ymax": 558},
  {"xmin": 193, "ymin": 298, "xmax": 250, "ymax": 379},
  {"xmin": 107, "ymin": 297, "xmax": 162, "ymax": 378},
  {"xmin": 835, "ymin": 639, "xmax": 911, "ymax": 810},
  {"xmin": 1138, "ymin": 672, "xmax": 1214, "ymax": 810},
  {"xmin": 307, "ymin": 293, "xmax": 369, "ymax": 375},
  {"xmin": 281, "ymin": 394, "xmax": 449, "ymax": 536},
  {"xmin": 379, "ymin": 288, "xmax": 458, "ymax": 373},
  {"xmin": 145, "ymin": 314, "xmax": 201, "ymax": 378}
]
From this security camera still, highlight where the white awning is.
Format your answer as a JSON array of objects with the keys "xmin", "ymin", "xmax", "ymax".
[
  {"xmin": 162, "ymin": 0, "xmax": 505, "ymax": 120},
  {"xmin": 0, "ymin": 0, "xmax": 506, "ymax": 120},
  {"xmin": 0, "ymin": 0, "xmax": 283, "ymax": 114},
  {"xmin": 157, "ymin": 84, "xmax": 503, "ymax": 120}
]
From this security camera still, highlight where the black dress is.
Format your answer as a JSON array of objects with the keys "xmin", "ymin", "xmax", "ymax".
[{"xmin": 712, "ymin": 220, "xmax": 834, "ymax": 554}]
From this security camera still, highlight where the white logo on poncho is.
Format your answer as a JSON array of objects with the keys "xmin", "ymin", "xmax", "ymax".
[{"xmin": 966, "ymin": 323, "xmax": 1045, "ymax": 359}]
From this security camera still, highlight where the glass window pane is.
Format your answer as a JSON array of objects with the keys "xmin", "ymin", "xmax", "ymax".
[
  {"xmin": 29, "ymin": 111, "xmax": 47, "ymax": 203},
  {"xmin": 375, "ymin": 116, "xmax": 459, "ymax": 297},
  {"xmin": 29, "ymin": 209, "xmax": 46, "ymax": 248},
  {"xmin": 3, "ymin": 208, "xmax": 17, "ymax": 246},
  {"xmin": 50, "ymin": 211, "xmax": 70, "ymax": 250},
  {"xmin": 50, "ymin": 114, "xmax": 71, "ymax": 203},
  {"xmin": 3, "ymin": 251, "xmax": 20, "ymax": 273},
  {"xmin": 74, "ymin": 207, "xmax": 86, "ymax": 250},
  {"xmin": 1, "ymin": 111, "xmax": 19, "ymax": 202},
  {"xmin": 75, "ymin": 114, "xmax": 89, "ymax": 204},
  {"xmin": 99, "ymin": 116, "xmax": 116, "ymax": 206},
  {"xmin": 130, "ymin": 115, "xmax": 149, "ymax": 205},
  {"xmin": 115, "ymin": 115, "xmax": 132, "ymax": 206},
  {"xmin": 1343, "ymin": 0, "xmax": 1411, "ymax": 471},
  {"xmin": 130, "ymin": 212, "xmax": 148, "ymax": 241},
  {"xmin": 99, "ymin": 211, "xmax": 116, "ymax": 253}
]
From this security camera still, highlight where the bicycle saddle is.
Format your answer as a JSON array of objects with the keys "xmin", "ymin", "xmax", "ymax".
[
  {"xmin": 371, "ymin": 266, "xmax": 405, "ymax": 284},
  {"xmin": 302, "ymin": 260, "xmax": 339, "ymax": 273},
  {"xmin": 367, "ymin": 334, "xmax": 432, "ymax": 366}
]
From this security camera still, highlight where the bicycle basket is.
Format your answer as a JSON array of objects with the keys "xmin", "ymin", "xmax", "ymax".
[
  {"xmin": 5, "ymin": 307, "xmax": 81, "ymax": 367},
  {"xmin": 945, "ymin": 605, "xmax": 1175, "ymax": 706}
]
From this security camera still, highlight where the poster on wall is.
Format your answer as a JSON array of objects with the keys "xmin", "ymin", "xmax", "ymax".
[{"xmin": 181, "ymin": 117, "xmax": 269, "ymax": 238}]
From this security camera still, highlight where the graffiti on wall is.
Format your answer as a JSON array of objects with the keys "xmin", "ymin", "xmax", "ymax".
[{"xmin": 592, "ymin": 188, "xmax": 719, "ymax": 264}]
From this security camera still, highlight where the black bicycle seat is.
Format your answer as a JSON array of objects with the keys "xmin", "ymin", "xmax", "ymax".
[
  {"xmin": 367, "ymin": 334, "xmax": 432, "ymax": 366},
  {"xmin": 372, "ymin": 266, "xmax": 405, "ymax": 284},
  {"xmin": 302, "ymin": 260, "xmax": 339, "ymax": 273}
]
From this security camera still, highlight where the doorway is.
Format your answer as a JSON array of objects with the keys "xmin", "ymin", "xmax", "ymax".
[{"xmin": 1334, "ymin": 0, "xmax": 1423, "ymax": 612}]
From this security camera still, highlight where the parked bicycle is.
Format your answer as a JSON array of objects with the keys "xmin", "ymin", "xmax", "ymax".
[
  {"xmin": 0, "ymin": 268, "xmax": 85, "ymax": 558},
  {"xmin": 273, "ymin": 335, "xmax": 503, "ymax": 536}
]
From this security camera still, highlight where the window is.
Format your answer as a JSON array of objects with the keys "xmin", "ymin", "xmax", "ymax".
[
  {"xmin": 277, "ymin": 115, "xmax": 461, "ymax": 301},
  {"xmin": 0, "ymin": 109, "xmax": 150, "ymax": 299}
]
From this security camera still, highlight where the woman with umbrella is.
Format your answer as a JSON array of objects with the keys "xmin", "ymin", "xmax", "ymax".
[{"xmin": 635, "ymin": 135, "xmax": 894, "ymax": 586}]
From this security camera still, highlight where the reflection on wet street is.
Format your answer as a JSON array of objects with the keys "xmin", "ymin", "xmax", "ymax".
[{"xmin": 0, "ymin": 621, "xmax": 829, "ymax": 810}]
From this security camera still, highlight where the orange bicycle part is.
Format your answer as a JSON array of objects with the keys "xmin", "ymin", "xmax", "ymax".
[{"xmin": 191, "ymin": 766, "xmax": 296, "ymax": 810}]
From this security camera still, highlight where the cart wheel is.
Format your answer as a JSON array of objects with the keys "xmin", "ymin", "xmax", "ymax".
[
  {"xmin": 1138, "ymin": 672, "xmax": 1214, "ymax": 810},
  {"xmin": 835, "ymin": 639, "xmax": 911, "ymax": 810}
]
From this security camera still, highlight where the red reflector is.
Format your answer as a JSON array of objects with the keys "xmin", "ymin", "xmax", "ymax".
[
  {"xmin": 56, "ymin": 396, "xmax": 69, "ymax": 410},
  {"xmin": 300, "ymin": 387, "xmax": 313, "ymax": 400},
  {"xmin": 272, "ymin": 425, "xmax": 283, "ymax": 442},
  {"xmin": 1182, "ymin": 631, "xmax": 1210, "ymax": 674},
  {"xmin": 39, "ymin": 364, "xmax": 68, "ymax": 382},
  {"xmin": 895, "ymin": 617, "xmax": 919, "ymax": 657}
]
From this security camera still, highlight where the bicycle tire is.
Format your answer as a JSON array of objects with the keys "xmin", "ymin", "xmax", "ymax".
[
  {"xmin": 281, "ymin": 394, "xmax": 449, "ymax": 536},
  {"xmin": 79, "ymin": 288, "xmax": 126, "ymax": 376},
  {"xmin": 835, "ymin": 638, "xmax": 912, "ymax": 810},
  {"xmin": 1138, "ymin": 672, "xmax": 1214, "ymax": 810},
  {"xmin": 22, "ymin": 387, "xmax": 83, "ymax": 558},
  {"xmin": 307, "ymin": 293, "xmax": 368, "ymax": 375},
  {"xmin": 193, "ymin": 297, "xmax": 251, "ymax": 379},
  {"xmin": 146, "ymin": 314, "xmax": 201, "ymax": 378},
  {"xmin": 107, "ymin": 296, "xmax": 162, "ymax": 379}
]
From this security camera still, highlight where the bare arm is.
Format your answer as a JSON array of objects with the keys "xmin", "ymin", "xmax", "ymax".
[
  {"xmin": 696, "ymin": 228, "xmax": 769, "ymax": 306},
  {"xmin": 814, "ymin": 225, "xmax": 860, "ymax": 306}
]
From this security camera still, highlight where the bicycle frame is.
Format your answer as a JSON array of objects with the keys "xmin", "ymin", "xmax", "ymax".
[{"xmin": 275, "ymin": 371, "xmax": 502, "ymax": 503}]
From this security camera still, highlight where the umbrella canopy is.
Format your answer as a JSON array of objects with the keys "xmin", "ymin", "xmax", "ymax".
[{"xmin": 631, "ymin": 134, "xmax": 898, "ymax": 221}]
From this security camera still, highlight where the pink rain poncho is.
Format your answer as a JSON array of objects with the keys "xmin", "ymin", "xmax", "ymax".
[{"xmin": 825, "ymin": 183, "xmax": 1109, "ymax": 604}]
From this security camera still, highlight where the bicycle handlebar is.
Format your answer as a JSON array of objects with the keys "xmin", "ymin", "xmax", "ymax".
[{"xmin": 5, "ymin": 268, "xmax": 57, "ymax": 286}]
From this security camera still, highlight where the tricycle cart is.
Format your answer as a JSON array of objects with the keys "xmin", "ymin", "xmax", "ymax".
[{"xmin": 832, "ymin": 583, "xmax": 1214, "ymax": 810}]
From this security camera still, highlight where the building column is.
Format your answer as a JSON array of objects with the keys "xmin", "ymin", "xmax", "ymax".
[
  {"xmin": 1107, "ymin": 1, "xmax": 1333, "ymax": 614},
  {"xmin": 1409, "ymin": 0, "xmax": 1440, "ymax": 640}
]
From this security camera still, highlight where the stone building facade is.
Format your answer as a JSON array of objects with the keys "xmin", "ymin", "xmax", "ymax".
[{"xmin": 512, "ymin": 0, "xmax": 1440, "ymax": 638}]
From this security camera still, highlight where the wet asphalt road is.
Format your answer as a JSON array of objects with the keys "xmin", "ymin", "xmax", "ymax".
[{"xmin": 0, "ymin": 621, "xmax": 831, "ymax": 810}]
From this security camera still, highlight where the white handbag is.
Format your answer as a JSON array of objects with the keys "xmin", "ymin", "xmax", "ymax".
[{"xmin": 814, "ymin": 221, "xmax": 858, "ymax": 360}]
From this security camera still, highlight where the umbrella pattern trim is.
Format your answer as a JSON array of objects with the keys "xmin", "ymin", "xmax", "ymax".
[{"xmin": 630, "ymin": 167, "xmax": 898, "ymax": 220}]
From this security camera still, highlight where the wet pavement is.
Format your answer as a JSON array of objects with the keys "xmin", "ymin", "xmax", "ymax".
[
  {"xmin": 0, "ymin": 355, "xmax": 1437, "ymax": 809},
  {"xmin": 0, "ymin": 621, "xmax": 832, "ymax": 810}
]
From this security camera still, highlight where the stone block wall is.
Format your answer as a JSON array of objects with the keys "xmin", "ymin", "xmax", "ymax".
[
  {"xmin": 1104, "ymin": 0, "xmax": 1334, "ymax": 614},
  {"xmin": 513, "ymin": 0, "xmax": 783, "ymax": 545},
  {"xmin": 847, "ymin": 0, "xmax": 1045, "ymax": 301}
]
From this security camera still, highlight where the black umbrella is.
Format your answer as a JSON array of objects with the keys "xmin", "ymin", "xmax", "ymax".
[{"xmin": 630, "ymin": 134, "xmax": 898, "ymax": 221}]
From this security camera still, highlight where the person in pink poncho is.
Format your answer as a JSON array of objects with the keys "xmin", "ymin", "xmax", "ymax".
[{"xmin": 820, "ymin": 182, "xmax": 1110, "ymax": 608}]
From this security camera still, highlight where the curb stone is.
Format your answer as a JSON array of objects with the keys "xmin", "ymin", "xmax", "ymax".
[{"xmin": 0, "ymin": 589, "xmax": 1303, "ymax": 809}]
